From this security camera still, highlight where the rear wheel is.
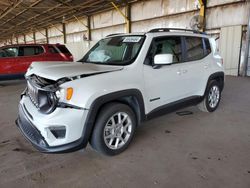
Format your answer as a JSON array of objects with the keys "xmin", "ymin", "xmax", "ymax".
[
  {"xmin": 90, "ymin": 103, "xmax": 136, "ymax": 156},
  {"xmin": 198, "ymin": 80, "xmax": 221, "ymax": 112}
]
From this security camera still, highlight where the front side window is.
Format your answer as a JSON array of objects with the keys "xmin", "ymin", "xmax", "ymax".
[
  {"xmin": 80, "ymin": 35, "xmax": 145, "ymax": 65},
  {"xmin": 146, "ymin": 36, "xmax": 182, "ymax": 65},
  {"xmin": 185, "ymin": 37, "xmax": 204, "ymax": 61},
  {"xmin": 0, "ymin": 49, "xmax": 8, "ymax": 57},
  {"xmin": 0, "ymin": 47, "xmax": 18, "ymax": 58},
  {"xmin": 18, "ymin": 46, "xmax": 44, "ymax": 56}
]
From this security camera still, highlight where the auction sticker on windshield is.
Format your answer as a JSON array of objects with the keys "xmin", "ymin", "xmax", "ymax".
[{"xmin": 123, "ymin": 36, "xmax": 142, "ymax": 43}]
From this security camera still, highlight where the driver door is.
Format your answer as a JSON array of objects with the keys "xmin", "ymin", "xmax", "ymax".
[
  {"xmin": 0, "ymin": 47, "xmax": 18, "ymax": 76},
  {"xmin": 143, "ymin": 36, "xmax": 186, "ymax": 113}
]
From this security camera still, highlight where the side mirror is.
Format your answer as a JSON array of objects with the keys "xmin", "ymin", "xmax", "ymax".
[{"xmin": 154, "ymin": 54, "xmax": 173, "ymax": 65}]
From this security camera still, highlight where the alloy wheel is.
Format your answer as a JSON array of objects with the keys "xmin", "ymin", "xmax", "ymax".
[{"xmin": 103, "ymin": 112, "xmax": 132, "ymax": 150}]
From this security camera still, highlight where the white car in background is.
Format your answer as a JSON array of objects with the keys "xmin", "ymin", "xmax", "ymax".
[{"xmin": 16, "ymin": 28, "xmax": 224, "ymax": 156}]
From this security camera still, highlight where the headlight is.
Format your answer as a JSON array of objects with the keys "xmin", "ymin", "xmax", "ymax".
[
  {"xmin": 39, "ymin": 91, "xmax": 58, "ymax": 114},
  {"xmin": 55, "ymin": 87, "xmax": 73, "ymax": 101},
  {"xmin": 55, "ymin": 90, "xmax": 62, "ymax": 99}
]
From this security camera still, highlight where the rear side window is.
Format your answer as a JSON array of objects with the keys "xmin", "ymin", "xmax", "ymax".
[
  {"xmin": 56, "ymin": 45, "xmax": 71, "ymax": 54},
  {"xmin": 185, "ymin": 37, "xmax": 204, "ymax": 61},
  {"xmin": 18, "ymin": 46, "xmax": 44, "ymax": 56}
]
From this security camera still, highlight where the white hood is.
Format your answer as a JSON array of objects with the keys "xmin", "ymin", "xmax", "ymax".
[{"xmin": 26, "ymin": 61, "xmax": 123, "ymax": 81}]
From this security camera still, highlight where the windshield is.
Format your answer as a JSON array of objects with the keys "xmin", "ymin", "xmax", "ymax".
[{"xmin": 79, "ymin": 35, "xmax": 145, "ymax": 65}]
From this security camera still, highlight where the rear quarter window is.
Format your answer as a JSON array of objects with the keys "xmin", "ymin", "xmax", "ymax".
[
  {"xmin": 56, "ymin": 45, "xmax": 71, "ymax": 54},
  {"xmin": 48, "ymin": 46, "xmax": 59, "ymax": 54},
  {"xmin": 204, "ymin": 38, "xmax": 211, "ymax": 55}
]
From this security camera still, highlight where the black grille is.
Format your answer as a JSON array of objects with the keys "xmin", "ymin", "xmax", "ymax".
[
  {"xmin": 27, "ymin": 81, "xmax": 40, "ymax": 108},
  {"xmin": 26, "ymin": 78, "xmax": 57, "ymax": 114}
]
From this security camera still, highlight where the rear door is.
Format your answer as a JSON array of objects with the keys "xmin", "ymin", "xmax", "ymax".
[
  {"xmin": 17, "ymin": 45, "xmax": 45, "ymax": 73},
  {"xmin": 181, "ymin": 36, "xmax": 212, "ymax": 96},
  {"xmin": 0, "ymin": 47, "xmax": 18, "ymax": 75}
]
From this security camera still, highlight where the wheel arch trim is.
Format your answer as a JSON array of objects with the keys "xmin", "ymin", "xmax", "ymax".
[
  {"xmin": 80, "ymin": 89, "xmax": 146, "ymax": 147},
  {"xmin": 204, "ymin": 71, "xmax": 224, "ymax": 95}
]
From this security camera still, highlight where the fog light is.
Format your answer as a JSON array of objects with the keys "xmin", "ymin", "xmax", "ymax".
[{"xmin": 49, "ymin": 126, "xmax": 66, "ymax": 139}]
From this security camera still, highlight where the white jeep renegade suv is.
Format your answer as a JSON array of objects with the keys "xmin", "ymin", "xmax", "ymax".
[{"xmin": 16, "ymin": 28, "xmax": 224, "ymax": 155}]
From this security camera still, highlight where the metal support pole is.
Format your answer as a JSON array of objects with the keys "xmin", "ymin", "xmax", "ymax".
[
  {"xmin": 126, "ymin": 3, "xmax": 131, "ymax": 33},
  {"xmin": 24, "ymin": 34, "xmax": 26, "ymax": 44},
  {"xmin": 111, "ymin": 2, "xmax": 130, "ymax": 33},
  {"xmin": 62, "ymin": 22, "xmax": 67, "ymax": 44},
  {"xmin": 243, "ymin": 15, "xmax": 250, "ymax": 76},
  {"xmin": 45, "ymin": 28, "xmax": 49, "ymax": 44},
  {"xmin": 198, "ymin": 0, "xmax": 206, "ymax": 32},
  {"xmin": 73, "ymin": 15, "xmax": 90, "ymax": 40},
  {"xmin": 73, "ymin": 15, "xmax": 88, "ymax": 28},
  {"xmin": 87, "ymin": 16, "xmax": 91, "ymax": 41},
  {"xmin": 33, "ymin": 31, "xmax": 36, "ymax": 43}
]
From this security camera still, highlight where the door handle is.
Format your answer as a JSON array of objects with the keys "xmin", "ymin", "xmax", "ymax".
[
  {"xmin": 204, "ymin": 65, "xmax": 208, "ymax": 69},
  {"xmin": 177, "ymin": 70, "xmax": 181, "ymax": 75},
  {"xmin": 182, "ymin": 69, "xmax": 188, "ymax": 74}
]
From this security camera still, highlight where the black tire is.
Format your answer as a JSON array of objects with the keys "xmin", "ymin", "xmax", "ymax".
[
  {"xmin": 90, "ymin": 103, "xmax": 136, "ymax": 156},
  {"xmin": 198, "ymin": 80, "xmax": 221, "ymax": 112}
]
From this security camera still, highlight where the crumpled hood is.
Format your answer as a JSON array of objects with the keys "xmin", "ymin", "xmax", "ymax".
[{"xmin": 26, "ymin": 61, "xmax": 123, "ymax": 81}]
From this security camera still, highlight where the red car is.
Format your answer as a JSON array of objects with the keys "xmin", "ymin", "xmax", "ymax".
[{"xmin": 0, "ymin": 44, "xmax": 73, "ymax": 80}]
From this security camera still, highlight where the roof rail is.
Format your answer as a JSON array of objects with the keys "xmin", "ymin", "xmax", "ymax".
[
  {"xmin": 106, "ymin": 33, "xmax": 124, "ymax": 37},
  {"xmin": 148, "ymin": 28, "xmax": 207, "ymax": 35}
]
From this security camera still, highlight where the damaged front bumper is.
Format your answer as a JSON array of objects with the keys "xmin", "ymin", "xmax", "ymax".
[{"xmin": 16, "ymin": 96, "xmax": 89, "ymax": 153}]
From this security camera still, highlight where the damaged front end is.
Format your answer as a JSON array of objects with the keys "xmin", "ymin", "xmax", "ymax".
[
  {"xmin": 24, "ymin": 74, "xmax": 73, "ymax": 114},
  {"xmin": 16, "ymin": 74, "xmax": 88, "ymax": 153}
]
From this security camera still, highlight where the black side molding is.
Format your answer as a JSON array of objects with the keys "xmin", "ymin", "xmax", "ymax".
[
  {"xmin": 146, "ymin": 96, "xmax": 203, "ymax": 120},
  {"xmin": 150, "ymin": 97, "xmax": 160, "ymax": 102}
]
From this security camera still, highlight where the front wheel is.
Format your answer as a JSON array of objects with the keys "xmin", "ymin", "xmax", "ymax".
[
  {"xmin": 198, "ymin": 80, "xmax": 221, "ymax": 112},
  {"xmin": 90, "ymin": 103, "xmax": 136, "ymax": 156}
]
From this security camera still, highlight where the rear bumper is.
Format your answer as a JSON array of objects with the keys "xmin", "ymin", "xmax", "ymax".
[{"xmin": 16, "ymin": 103, "xmax": 87, "ymax": 153}]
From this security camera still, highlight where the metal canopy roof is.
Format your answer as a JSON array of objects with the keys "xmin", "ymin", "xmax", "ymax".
[{"xmin": 0, "ymin": 0, "xmax": 137, "ymax": 41}]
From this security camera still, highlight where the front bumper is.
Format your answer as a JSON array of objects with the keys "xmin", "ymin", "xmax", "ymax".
[{"xmin": 16, "ymin": 96, "xmax": 89, "ymax": 153}]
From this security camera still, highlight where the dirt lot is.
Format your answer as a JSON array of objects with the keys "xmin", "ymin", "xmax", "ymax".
[{"xmin": 0, "ymin": 76, "xmax": 249, "ymax": 188}]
